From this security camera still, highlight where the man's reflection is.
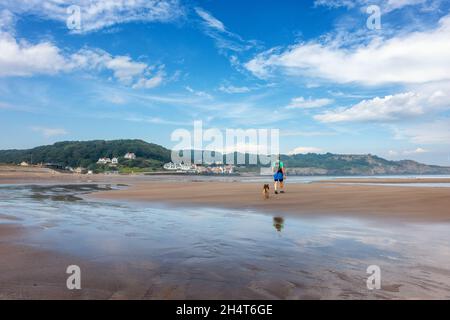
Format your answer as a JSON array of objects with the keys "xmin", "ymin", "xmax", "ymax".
[{"xmin": 273, "ymin": 217, "xmax": 284, "ymax": 232}]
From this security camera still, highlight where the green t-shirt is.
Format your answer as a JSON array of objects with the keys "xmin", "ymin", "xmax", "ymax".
[{"xmin": 272, "ymin": 161, "xmax": 284, "ymax": 170}]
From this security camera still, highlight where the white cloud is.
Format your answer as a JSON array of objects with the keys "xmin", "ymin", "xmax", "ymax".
[
  {"xmin": 133, "ymin": 73, "xmax": 164, "ymax": 89},
  {"xmin": 314, "ymin": 0, "xmax": 429, "ymax": 12},
  {"xmin": 281, "ymin": 130, "xmax": 336, "ymax": 137},
  {"xmin": 0, "ymin": 33, "xmax": 164, "ymax": 88},
  {"xmin": 388, "ymin": 147, "xmax": 428, "ymax": 156},
  {"xmin": 288, "ymin": 147, "xmax": 324, "ymax": 155},
  {"xmin": 104, "ymin": 56, "xmax": 147, "ymax": 83},
  {"xmin": 0, "ymin": 32, "xmax": 71, "ymax": 76},
  {"xmin": 217, "ymin": 143, "xmax": 269, "ymax": 155},
  {"xmin": 245, "ymin": 14, "xmax": 450, "ymax": 85},
  {"xmin": 31, "ymin": 126, "xmax": 68, "ymax": 137},
  {"xmin": 91, "ymin": 83, "xmax": 291, "ymax": 126},
  {"xmin": 314, "ymin": 0, "xmax": 358, "ymax": 9},
  {"xmin": 314, "ymin": 86, "xmax": 450, "ymax": 123},
  {"xmin": 124, "ymin": 116, "xmax": 186, "ymax": 126},
  {"xmin": 103, "ymin": 93, "xmax": 126, "ymax": 105},
  {"xmin": 1, "ymin": 0, "xmax": 183, "ymax": 33},
  {"xmin": 70, "ymin": 49, "xmax": 165, "ymax": 87},
  {"xmin": 219, "ymin": 85, "xmax": 251, "ymax": 94},
  {"xmin": 0, "ymin": 9, "xmax": 15, "ymax": 33},
  {"xmin": 328, "ymin": 90, "xmax": 373, "ymax": 99},
  {"xmin": 385, "ymin": 0, "xmax": 427, "ymax": 11},
  {"xmin": 286, "ymin": 96, "xmax": 334, "ymax": 109},
  {"xmin": 194, "ymin": 7, "xmax": 258, "ymax": 53},
  {"xmin": 185, "ymin": 86, "xmax": 213, "ymax": 99},
  {"xmin": 393, "ymin": 119, "xmax": 450, "ymax": 144},
  {"xmin": 388, "ymin": 150, "xmax": 399, "ymax": 156},
  {"xmin": 404, "ymin": 147, "xmax": 428, "ymax": 154},
  {"xmin": 195, "ymin": 7, "xmax": 225, "ymax": 32}
]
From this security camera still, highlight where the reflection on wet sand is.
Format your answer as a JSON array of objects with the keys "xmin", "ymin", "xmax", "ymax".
[
  {"xmin": 273, "ymin": 217, "xmax": 285, "ymax": 232},
  {"xmin": 0, "ymin": 184, "xmax": 449, "ymax": 299}
]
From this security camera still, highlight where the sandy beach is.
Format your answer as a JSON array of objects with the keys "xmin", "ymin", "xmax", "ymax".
[
  {"xmin": 1, "ymin": 167, "xmax": 450, "ymax": 299},
  {"xmin": 0, "ymin": 224, "xmax": 187, "ymax": 299},
  {"xmin": 2, "ymin": 167, "xmax": 450, "ymax": 222},
  {"xmin": 91, "ymin": 179, "xmax": 450, "ymax": 223}
]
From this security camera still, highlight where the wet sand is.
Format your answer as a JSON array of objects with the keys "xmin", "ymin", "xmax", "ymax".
[
  {"xmin": 1, "ymin": 166, "xmax": 450, "ymax": 222},
  {"xmin": 2, "ymin": 206, "xmax": 449, "ymax": 300},
  {"xmin": 0, "ymin": 225, "xmax": 180, "ymax": 299},
  {"xmin": 319, "ymin": 178, "xmax": 450, "ymax": 184},
  {"xmin": 91, "ymin": 181, "xmax": 450, "ymax": 223},
  {"xmin": 0, "ymin": 165, "xmax": 124, "ymax": 185},
  {"xmin": 1, "ymin": 168, "xmax": 450, "ymax": 299}
]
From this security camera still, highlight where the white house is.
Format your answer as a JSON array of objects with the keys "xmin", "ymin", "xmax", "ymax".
[
  {"xmin": 20, "ymin": 161, "xmax": 29, "ymax": 167},
  {"xmin": 163, "ymin": 162, "xmax": 179, "ymax": 170},
  {"xmin": 111, "ymin": 157, "xmax": 119, "ymax": 165},
  {"xmin": 97, "ymin": 157, "xmax": 111, "ymax": 164},
  {"xmin": 124, "ymin": 152, "xmax": 136, "ymax": 160},
  {"xmin": 210, "ymin": 166, "xmax": 224, "ymax": 174},
  {"xmin": 224, "ymin": 165, "xmax": 234, "ymax": 174},
  {"xmin": 164, "ymin": 162, "xmax": 200, "ymax": 173},
  {"xmin": 164, "ymin": 162, "xmax": 234, "ymax": 174}
]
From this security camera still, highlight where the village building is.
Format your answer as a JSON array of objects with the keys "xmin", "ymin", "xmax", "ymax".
[
  {"xmin": 163, "ymin": 162, "xmax": 235, "ymax": 175},
  {"xmin": 97, "ymin": 157, "xmax": 112, "ymax": 164},
  {"xmin": 163, "ymin": 162, "xmax": 179, "ymax": 170},
  {"xmin": 224, "ymin": 165, "xmax": 234, "ymax": 174},
  {"xmin": 124, "ymin": 152, "xmax": 136, "ymax": 160}
]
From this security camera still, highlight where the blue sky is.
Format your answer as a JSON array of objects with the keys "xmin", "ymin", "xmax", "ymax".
[{"xmin": 0, "ymin": 0, "xmax": 450, "ymax": 165}]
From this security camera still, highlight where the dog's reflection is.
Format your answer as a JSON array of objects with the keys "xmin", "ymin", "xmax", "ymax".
[{"xmin": 273, "ymin": 217, "xmax": 285, "ymax": 232}]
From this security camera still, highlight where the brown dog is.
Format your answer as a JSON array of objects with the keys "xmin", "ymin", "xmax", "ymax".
[{"xmin": 262, "ymin": 184, "xmax": 270, "ymax": 199}]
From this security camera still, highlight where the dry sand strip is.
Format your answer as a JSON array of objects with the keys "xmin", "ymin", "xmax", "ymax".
[{"xmin": 91, "ymin": 181, "xmax": 450, "ymax": 223}]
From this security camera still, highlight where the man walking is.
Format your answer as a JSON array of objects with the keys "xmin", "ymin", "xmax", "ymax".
[{"xmin": 272, "ymin": 158, "xmax": 286, "ymax": 194}]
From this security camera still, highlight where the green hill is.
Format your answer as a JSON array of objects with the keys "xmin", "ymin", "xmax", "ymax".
[
  {"xmin": 281, "ymin": 153, "xmax": 450, "ymax": 175},
  {"xmin": 207, "ymin": 151, "xmax": 450, "ymax": 175},
  {"xmin": 0, "ymin": 140, "xmax": 171, "ymax": 170},
  {"xmin": 1, "ymin": 141, "xmax": 450, "ymax": 175},
  {"xmin": 198, "ymin": 151, "xmax": 450, "ymax": 175}
]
